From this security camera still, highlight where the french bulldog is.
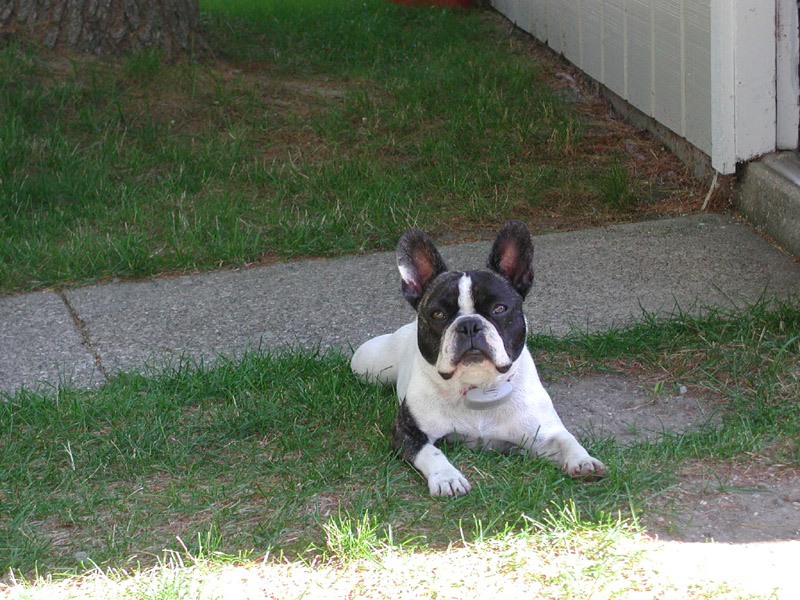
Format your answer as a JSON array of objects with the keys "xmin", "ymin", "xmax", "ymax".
[{"xmin": 351, "ymin": 220, "xmax": 606, "ymax": 496}]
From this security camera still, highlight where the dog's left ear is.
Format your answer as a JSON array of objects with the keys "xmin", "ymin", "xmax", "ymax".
[{"xmin": 487, "ymin": 220, "xmax": 534, "ymax": 299}]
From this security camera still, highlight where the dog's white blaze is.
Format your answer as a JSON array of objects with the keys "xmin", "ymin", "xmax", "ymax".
[{"xmin": 457, "ymin": 274, "xmax": 475, "ymax": 315}]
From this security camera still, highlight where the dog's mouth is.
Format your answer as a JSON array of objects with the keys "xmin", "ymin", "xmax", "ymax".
[
  {"xmin": 459, "ymin": 348, "xmax": 489, "ymax": 366},
  {"xmin": 438, "ymin": 348, "xmax": 511, "ymax": 380}
]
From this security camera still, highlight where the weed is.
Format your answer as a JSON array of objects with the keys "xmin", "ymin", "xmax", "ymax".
[
  {"xmin": 595, "ymin": 161, "xmax": 636, "ymax": 210},
  {"xmin": 321, "ymin": 511, "xmax": 388, "ymax": 563}
]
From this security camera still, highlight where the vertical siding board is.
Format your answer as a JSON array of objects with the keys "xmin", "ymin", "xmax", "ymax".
[
  {"xmin": 516, "ymin": 0, "xmax": 533, "ymax": 36},
  {"xmin": 626, "ymin": 0, "xmax": 653, "ymax": 115},
  {"xmin": 710, "ymin": 0, "xmax": 736, "ymax": 172},
  {"xmin": 603, "ymin": 0, "xmax": 626, "ymax": 97},
  {"xmin": 562, "ymin": 0, "xmax": 582, "ymax": 66},
  {"xmin": 581, "ymin": 0, "xmax": 604, "ymax": 81},
  {"xmin": 777, "ymin": 0, "xmax": 800, "ymax": 149},
  {"xmin": 547, "ymin": 0, "xmax": 562, "ymax": 53},
  {"xmin": 652, "ymin": 0, "xmax": 683, "ymax": 136},
  {"xmin": 492, "ymin": 0, "xmax": 509, "ymax": 15},
  {"xmin": 684, "ymin": 0, "xmax": 711, "ymax": 154},
  {"xmin": 494, "ymin": 0, "xmax": 522, "ymax": 29},
  {"xmin": 522, "ymin": 0, "xmax": 536, "ymax": 33},
  {"xmin": 530, "ymin": 0, "xmax": 548, "ymax": 41}
]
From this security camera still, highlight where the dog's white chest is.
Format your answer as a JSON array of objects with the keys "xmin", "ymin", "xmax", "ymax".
[
  {"xmin": 442, "ymin": 429, "xmax": 519, "ymax": 453},
  {"xmin": 435, "ymin": 396, "xmax": 523, "ymax": 450}
]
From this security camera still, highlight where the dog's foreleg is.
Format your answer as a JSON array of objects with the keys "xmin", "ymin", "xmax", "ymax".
[
  {"xmin": 392, "ymin": 401, "xmax": 471, "ymax": 497},
  {"xmin": 537, "ymin": 430, "xmax": 607, "ymax": 478},
  {"xmin": 413, "ymin": 444, "xmax": 472, "ymax": 497}
]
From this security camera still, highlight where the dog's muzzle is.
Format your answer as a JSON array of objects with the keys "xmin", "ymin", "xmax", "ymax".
[
  {"xmin": 451, "ymin": 317, "xmax": 502, "ymax": 366},
  {"xmin": 437, "ymin": 315, "xmax": 513, "ymax": 380}
]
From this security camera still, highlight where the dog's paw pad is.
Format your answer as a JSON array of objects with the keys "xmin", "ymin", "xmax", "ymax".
[
  {"xmin": 565, "ymin": 457, "xmax": 607, "ymax": 480},
  {"xmin": 428, "ymin": 469, "xmax": 471, "ymax": 497}
]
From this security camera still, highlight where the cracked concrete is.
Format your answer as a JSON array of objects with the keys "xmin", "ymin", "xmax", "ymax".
[{"xmin": 0, "ymin": 290, "xmax": 104, "ymax": 393}]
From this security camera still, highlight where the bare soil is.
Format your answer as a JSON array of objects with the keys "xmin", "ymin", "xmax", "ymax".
[
  {"xmin": 551, "ymin": 373, "xmax": 800, "ymax": 597},
  {"xmin": 552, "ymin": 373, "xmax": 800, "ymax": 545}
]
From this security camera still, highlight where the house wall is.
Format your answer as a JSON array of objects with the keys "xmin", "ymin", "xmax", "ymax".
[{"xmin": 490, "ymin": 0, "xmax": 794, "ymax": 175}]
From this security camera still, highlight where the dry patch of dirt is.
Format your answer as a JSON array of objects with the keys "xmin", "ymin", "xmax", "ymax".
[
  {"xmin": 551, "ymin": 374, "xmax": 800, "ymax": 545},
  {"xmin": 646, "ymin": 460, "xmax": 800, "ymax": 544},
  {"xmin": 552, "ymin": 373, "xmax": 800, "ymax": 597}
]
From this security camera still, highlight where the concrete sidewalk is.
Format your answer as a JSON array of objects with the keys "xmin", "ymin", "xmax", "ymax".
[{"xmin": 2, "ymin": 212, "xmax": 800, "ymax": 395}]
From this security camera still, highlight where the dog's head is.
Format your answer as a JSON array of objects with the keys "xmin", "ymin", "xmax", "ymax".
[{"xmin": 397, "ymin": 220, "xmax": 533, "ymax": 384}]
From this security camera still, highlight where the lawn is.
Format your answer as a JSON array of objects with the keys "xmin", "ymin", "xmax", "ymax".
[{"xmin": 0, "ymin": 0, "xmax": 702, "ymax": 294}]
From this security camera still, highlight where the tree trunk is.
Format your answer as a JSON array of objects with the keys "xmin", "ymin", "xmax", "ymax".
[{"xmin": 0, "ymin": 0, "xmax": 206, "ymax": 57}]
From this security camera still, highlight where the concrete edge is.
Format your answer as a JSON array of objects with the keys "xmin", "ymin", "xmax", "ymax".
[{"xmin": 733, "ymin": 152, "xmax": 800, "ymax": 261}]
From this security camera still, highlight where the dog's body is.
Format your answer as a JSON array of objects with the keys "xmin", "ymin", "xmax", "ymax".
[{"xmin": 351, "ymin": 221, "xmax": 605, "ymax": 496}]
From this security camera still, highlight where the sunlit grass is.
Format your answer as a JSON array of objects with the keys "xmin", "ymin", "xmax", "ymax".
[{"xmin": 2, "ymin": 507, "xmax": 773, "ymax": 599}]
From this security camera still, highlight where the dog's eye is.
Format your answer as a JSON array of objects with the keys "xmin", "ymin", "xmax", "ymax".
[
  {"xmin": 492, "ymin": 304, "xmax": 508, "ymax": 315},
  {"xmin": 431, "ymin": 309, "xmax": 447, "ymax": 321}
]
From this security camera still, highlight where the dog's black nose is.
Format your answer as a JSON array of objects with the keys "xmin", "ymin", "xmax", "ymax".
[{"xmin": 456, "ymin": 318, "xmax": 484, "ymax": 338}]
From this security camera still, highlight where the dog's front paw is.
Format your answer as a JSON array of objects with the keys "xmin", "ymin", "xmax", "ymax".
[
  {"xmin": 427, "ymin": 467, "xmax": 471, "ymax": 497},
  {"xmin": 564, "ymin": 456, "xmax": 607, "ymax": 480}
]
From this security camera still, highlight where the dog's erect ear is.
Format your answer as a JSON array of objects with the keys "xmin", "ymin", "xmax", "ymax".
[
  {"xmin": 487, "ymin": 220, "xmax": 534, "ymax": 299},
  {"xmin": 396, "ymin": 228, "xmax": 448, "ymax": 309}
]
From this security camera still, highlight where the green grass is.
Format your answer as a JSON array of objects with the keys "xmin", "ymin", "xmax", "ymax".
[
  {"xmin": 0, "ymin": 347, "xmax": 619, "ymax": 573},
  {"xmin": 1, "ymin": 299, "xmax": 798, "ymax": 589},
  {"xmin": 0, "ymin": 0, "xmax": 701, "ymax": 294}
]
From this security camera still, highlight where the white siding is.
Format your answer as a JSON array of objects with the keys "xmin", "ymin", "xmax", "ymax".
[
  {"xmin": 603, "ymin": 0, "xmax": 625, "ymax": 95},
  {"xmin": 684, "ymin": 0, "xmax": 711, "ymax": 154},
  {"xmin": 626, "ymin": 0, "xmax": 653, "ymax": 116},
  {"xmin": 653, "ymin": 0, "xmax": 682, "ymax": 134},
  {"xmin": 491, "ymin": 0, "xmax": 792, "ymax": 174},
  {"xmin": 581, "ymin": 0, "xmax": 603, "ymax": 81}
]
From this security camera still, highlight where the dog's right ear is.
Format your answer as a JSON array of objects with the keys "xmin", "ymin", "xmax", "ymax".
[{"xmin": 396, "ymin": 229, "xmax": 447, "ymax": 310}]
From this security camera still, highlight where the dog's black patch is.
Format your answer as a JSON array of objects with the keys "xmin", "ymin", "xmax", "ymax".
[
  {"xmin": 468, "ymin": 270, "xmax": 528, "ymax": 363},
  {"xmin": 415, "ymin": 271, "xmax": 462, "ymax": 365},
  {"xmin": 392, "ymin": 399, "xmax": 429, "ymax": 462}
]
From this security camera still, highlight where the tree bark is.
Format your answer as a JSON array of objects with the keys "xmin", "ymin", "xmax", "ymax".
[{"xmin": 0, "ymin": 0, "xmax": 206, "ymax": 57}]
